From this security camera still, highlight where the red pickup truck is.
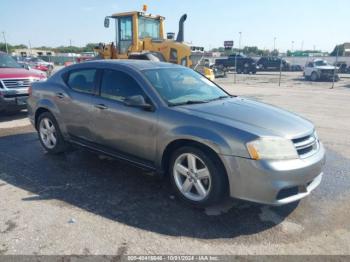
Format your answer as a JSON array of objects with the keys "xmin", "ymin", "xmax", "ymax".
[{"xmin": 0, "ymin": 52, "xmax": 47, "ymax": 114}]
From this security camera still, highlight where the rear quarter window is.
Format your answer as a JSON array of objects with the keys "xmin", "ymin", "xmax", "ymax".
[{"xmin": 67, "ymin": 69, "xmax": 97, "ymax": 94}]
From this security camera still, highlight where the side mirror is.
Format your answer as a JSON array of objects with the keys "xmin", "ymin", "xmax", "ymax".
[
  {"xmin": 124, "ymin": 95, "xmax": 153, "ymax": 111},
  {"xmin": 104, "ymin": 17, "xmax": 110, "ymax": 28}
]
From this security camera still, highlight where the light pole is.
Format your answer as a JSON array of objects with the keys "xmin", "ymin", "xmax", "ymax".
[
  {"xmin": 2, "ymin": 31, "xmax": 9, "ymax": 54},
  {"xmin": 274, "ymin": 37, "xmax": 276, "ymax": 52}
]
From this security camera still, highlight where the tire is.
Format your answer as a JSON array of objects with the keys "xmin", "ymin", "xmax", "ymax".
[
  {"xmin": 310, "ymin": 72, "xmax": 318, "ymax": 81},
  {"xmin": 37, "ymin": 112, "xmax": 68, "ymax": 154},
  {"xmin": 169, "ymin": 146, "xmax": 228, "ymax": 208}
]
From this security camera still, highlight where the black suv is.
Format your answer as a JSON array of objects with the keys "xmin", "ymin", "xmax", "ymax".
[
  {"xmin": 257, "ymin": 57, "xmax": 290, "ymax": 71},
  {"xmin": 215, "ymin": 54, "xmax": 257, "ymax": 74}
]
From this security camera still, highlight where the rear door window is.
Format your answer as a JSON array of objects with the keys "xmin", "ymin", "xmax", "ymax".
[{"xmin": 67, "ymin": 69, "xmax": 97, "ymax": 94}]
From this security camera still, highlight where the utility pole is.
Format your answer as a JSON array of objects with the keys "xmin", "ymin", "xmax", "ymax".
[
  {"xmin": 69, "ymin": 39, "xmax": 72, "ymax": 47},
  {"xmin": 274, "ymin": 37, "xmax": 276, "ymax": 51},
  {"xmin": 2, "ymin": 31, "xmax": 9, "ymax": 54},
  {"xmin": 234, "ymin": 32, "xmax": 242, "ymax": 84}
]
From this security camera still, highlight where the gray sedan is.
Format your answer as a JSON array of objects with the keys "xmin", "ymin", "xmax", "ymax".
[{"xmin": 27, "ymin": 60, "xmax": 325, "ymax": 207}]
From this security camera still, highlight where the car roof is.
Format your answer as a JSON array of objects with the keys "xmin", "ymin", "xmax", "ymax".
[{"xmin": 83, "ymin": 59, "xmax": 184, "ymax": 71}]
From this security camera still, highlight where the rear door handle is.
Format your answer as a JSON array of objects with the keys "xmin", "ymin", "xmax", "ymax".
[
  {"xmin": 56, "ymin": 92, "xmax": 65, "ymax": 99},
  {"xmin": 95, "ymin": 104, "xmax": 108, "ymax": 110}
]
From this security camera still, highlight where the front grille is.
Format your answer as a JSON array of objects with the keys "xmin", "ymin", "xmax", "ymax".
[
  {"xmin": 292, "ymin": 133, "xmax": 319, "ymax": 158},
  {"xmin": 1, "ymin": 78, "xmax": 34, "ymax": 89},
  {"xmin": 3, "ymin": 94, "xmax": 29, "ymax": 98},
  {"xmin": 320, "ymin": 69, "xmax": 335, "ymax": 77}
]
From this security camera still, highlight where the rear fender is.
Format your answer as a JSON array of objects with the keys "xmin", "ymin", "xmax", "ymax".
[{"xmin": 35, "ymin": 99, "xmax": 67, "ymax": 135}]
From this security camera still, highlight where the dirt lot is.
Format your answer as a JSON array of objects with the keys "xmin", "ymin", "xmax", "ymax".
[{"xmin": 0, "ymin": 72, "xmax": 349, "ymax": 255}]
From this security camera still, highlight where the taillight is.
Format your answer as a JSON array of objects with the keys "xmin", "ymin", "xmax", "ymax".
[{"xmin": 28, "ymin": 85, "xmax": 32, "ymax": 97}]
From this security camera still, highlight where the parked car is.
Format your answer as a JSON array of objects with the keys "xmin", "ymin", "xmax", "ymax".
[
  {"xmin": 12, "ymin": 56, "xmax": 29, "ymax": 68},
  {"xmin": 257, "ymin": 57, "xmax": 290, "ymax": 71},
  {"xmin": 25, "ymin": 57, "xmax": 54, "ymax": 71},
  {"xmin": 334, "ymin": 62, "xmax": 348, "ymax": 73},
  {"xmin": 12, "ymin": 56, "xmax": 53, "ymax": 75},
  {"xmin": 290, "ymin": 64, "xmax": 304, "ymax": 72},
  {"xmin": 304, "ymin": 59, "xmax": 339, "ymax": 81},
  {"xmin": 0, "ymin": 52, "xmax": 46, "ymax": 114},
  {"xmin": 215, "ymin": 54, "xmax": 257, "ymax": 74},
  {"xmin": 212, "ymin": 65, "xmax": 227, "ymax": 78},
  {"xmin": 28, "ymin": 60, "xmax": 325, "ymax": 207}
]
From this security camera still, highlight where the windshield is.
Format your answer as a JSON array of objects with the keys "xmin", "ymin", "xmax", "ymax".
[
  {"xmin": 0, "ymin": 54, "xmax": 22, "ymax": 68},
  {"xmin": 143, "ymin": 67, "xmax": 230, "ymax": 105},
  {"xmin": 138, "ymin": 16, "xmax": 160, "ymax": 39},
  {"xmin": 314, "ymin": 60, "xmax": 329, "ymax": 66}
]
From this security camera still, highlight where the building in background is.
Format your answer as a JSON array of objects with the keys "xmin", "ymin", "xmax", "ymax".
[
  {"xmin": 12, "ymin": 48, "xmax": 55, "ymax": 57},
  {"xmin": 343, "ymin": 43, "xmax": 350, "ymax": 56}
]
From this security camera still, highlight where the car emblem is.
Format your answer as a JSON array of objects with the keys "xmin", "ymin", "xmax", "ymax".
[{"xmin": 17, "ymin": 81, "xmax": 24, "ymax": 86}]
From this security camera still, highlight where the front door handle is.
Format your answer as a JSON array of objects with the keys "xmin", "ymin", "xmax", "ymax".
[
  {"xmin": 95, "ymin": 104, "xmax": 108, "ymax": 110},
  {"xmin": 56, "ymin": 92, "xmax": 65, "ymax": 99}
]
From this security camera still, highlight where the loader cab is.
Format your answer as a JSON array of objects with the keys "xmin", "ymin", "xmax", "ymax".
[{"xmin": 105, "ymin": 12, "xmax": 165, "ymax": 56}]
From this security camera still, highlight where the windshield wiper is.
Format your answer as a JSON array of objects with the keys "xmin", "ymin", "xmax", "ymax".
[
  {"xmin": 169, "ymin": 100, "xmax": 210, "ymax": 106},
  {"xmin": 207, "ymin": 95, "xmax": 232, "ymax": 102}
]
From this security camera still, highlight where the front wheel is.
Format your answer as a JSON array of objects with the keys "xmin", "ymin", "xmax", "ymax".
[
  {"xmin": 37, "ymin": 112, "xmax": 68, "ymax": 154},
  {"xmin": 169, "ymin": 146, "xmax": 228, "ymax": 208},
  {"xmin": 310, "ymin": 72, "xmax": 318, "ymax": 81}
]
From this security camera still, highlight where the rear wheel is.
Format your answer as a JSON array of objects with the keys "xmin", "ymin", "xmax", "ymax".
[
  {"xmin": 169, "ymin": 146, "xmax": 228, "ymax": 208},
  {"xmin": 37, "ymin": 112, "xmax": 68, "ymax": 154}
]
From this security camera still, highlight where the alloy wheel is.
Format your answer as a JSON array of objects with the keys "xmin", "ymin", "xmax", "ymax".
[
  {"xmin": 173, "ymin": 153, "xmax": 212, "ymax": 201},
  {"xmin": 39, "ymin": 118, "xmax": 57, "ymax": 149}
]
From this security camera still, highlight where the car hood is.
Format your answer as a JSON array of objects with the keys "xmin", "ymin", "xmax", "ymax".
[
  {"xmin": 0, "ymin": 68, "xmax": 45, "ymax": 79},
  {"xmin": 315, "ymin": 65, "xmax": 336, "ymax": 70},
  {"xmin": 178, "ymin": 97, "xmax": 314, "ymax": 138}
]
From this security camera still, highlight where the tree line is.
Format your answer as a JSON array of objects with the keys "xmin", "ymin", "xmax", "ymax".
[{"xmin": 0, "ymin": 43, "xmax": 99, "ymax": 54}]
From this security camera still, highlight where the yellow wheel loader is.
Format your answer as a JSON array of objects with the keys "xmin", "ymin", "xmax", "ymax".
[{"xmin": 95, "ymin": 6, "xmax": 214, "ymax": 80}]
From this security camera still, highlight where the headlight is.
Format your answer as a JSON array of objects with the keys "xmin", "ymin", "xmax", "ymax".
[{"xmin": 246, "ymin": 137, "xmax": 298, "ymax": 160}]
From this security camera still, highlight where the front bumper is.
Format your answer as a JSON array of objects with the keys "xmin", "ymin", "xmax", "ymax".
[
  {"xmin": 0, "ymin": 95, "xmax": 28, "ymax": 112},
  {"xmin": 221, "ymin": 143, "xmax": 326, "ymax": 205},
  {"xmin": 320, "ymin": 72, "xmax": 338, "ymax": 80}
]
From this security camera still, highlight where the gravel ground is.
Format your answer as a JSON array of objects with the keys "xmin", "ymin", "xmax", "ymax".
[{"xmin": 0, "ymin": 72, "xmax": 349, "ymax": 255}]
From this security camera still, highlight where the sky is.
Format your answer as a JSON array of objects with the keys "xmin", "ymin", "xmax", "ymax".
[{"xmin": 0, "ymin": 0, "xmax": 349, "ymax": 52}]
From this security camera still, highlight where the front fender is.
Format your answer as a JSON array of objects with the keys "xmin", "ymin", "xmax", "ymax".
[{"xmin": 156, "ymin": 126, "xmax": 232, "ymax": 168}]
